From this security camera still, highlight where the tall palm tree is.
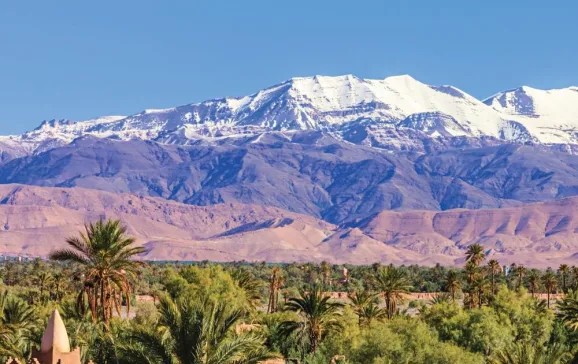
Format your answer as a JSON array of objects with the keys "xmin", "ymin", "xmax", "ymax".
[
  {"xmin": 375, "ymin": 266, "xmax": 412, "ymax": 319},
  {"xmin": 267, "ymin": 267, "xmax": 284, "ymax": 313},
  {"xmin": 464, "ymin": 261, "xmax": 482, "ymax": 310},
  {"xmin": 558, "ymin": 264, "xmax": 570, "ymax": 293},
  {"xmin": 542, "ymin": 269, "xmax": 558, "ymax": 309},
  {"xmin": 464, "ymin": 261, "xmax": 479, "ymax": 285},
  {"xmin": 487, "ymin": 259, "xmax": 502, "ymax": 295},
  {"xmin": 471, "ymin": 276, "xmax": 490, "ymax": 309},
  {"xmin": 515, "ymin": 265, "xmax": 527, "ymax": 291},
  {"xmin": 280, "ymin": 285, "xmax": 343, "ymax": 354},
  {"xmin": 572, "ymin": 266, "xmax": 578, "ymax": 290},
  {"xmin": 320, "ymin": 261, "xmax": 331, "ymax": 288},
  {"xmin": 50, "ymin": 219, "xmax": 146, "ymax": 327},
  {"xmin": 526, "ymin": 270, "xmax": 540, "ymax": 297},
  {"xmin": 465, "ymin": 243, "xmax": 486, "ymax": 267},
  {"xmin": 444, "ymin": 270, "xmax": 461, "ymax": 303},
  {"xmin": 127, "ymin": 295, "xmax": 275, "ymax": 364},
  {"xmin": 507, "ymin": 263, "xmax": 518, "ymax": 290},
  {"xmin": 557, "ymin": 289, "xmax": 578, "ymax": 331}
]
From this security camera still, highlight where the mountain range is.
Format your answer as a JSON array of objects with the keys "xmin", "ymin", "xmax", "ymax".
[
  {"xmin": 2, "ymin": 74, "xmax": 578, "ymax": 265},
  {"xmin": 3, "ymin": 75, "xmax": 578, "ymax": 159}
]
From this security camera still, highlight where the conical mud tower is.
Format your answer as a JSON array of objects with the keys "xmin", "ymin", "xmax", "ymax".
[{"xmin": 31, "ymin": 309, "xmax": 81, "ymax": 364}]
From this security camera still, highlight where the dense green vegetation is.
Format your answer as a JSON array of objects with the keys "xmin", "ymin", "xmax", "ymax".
[{"xmin": 1, "ymin": 220, "xmax": 578, "ymax": 363}]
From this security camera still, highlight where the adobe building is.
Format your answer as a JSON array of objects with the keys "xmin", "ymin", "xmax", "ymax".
[{"xmin": 5, "ymin": 309, "xmax": 82, "ymax": 364}]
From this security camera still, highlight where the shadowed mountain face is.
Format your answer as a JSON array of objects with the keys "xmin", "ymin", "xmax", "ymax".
[{"xmin": 1, "ymin": 134, "xmax": 578, "ymax": 225}]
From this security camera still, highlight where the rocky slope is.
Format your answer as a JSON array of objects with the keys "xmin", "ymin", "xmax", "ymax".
[
  {"xmin": 0, "ymin": 184, "xmax": 436, "ymax": 264},
  {"xmin": 2, "ymin": 135, "xmax": 578, "ymax": 225},
  {"xmin": 0, "ymin": 184, "xmax": 577, "ymax": 267}
]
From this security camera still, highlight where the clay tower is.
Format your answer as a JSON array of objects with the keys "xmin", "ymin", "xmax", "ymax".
[{"xmin": 31, "ymin": 309, "xmax": 81, "ymax": 364}]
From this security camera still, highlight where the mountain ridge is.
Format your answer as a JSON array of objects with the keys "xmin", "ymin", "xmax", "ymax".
[
  {"xmin": 3, "ymin": 135, "xmax": 578, "ymax": 225},
  {"xmin": 2, "ymin": 75, "xmax": 578, "ymax": 161}
]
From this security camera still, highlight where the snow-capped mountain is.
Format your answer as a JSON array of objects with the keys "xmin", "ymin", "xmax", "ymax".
[
  {"xmin": 2, "ymin": 75, "xmax": 578, "ymax": 159},
  {"xmin": 484, "ymin": 86, "xmax": 578, "ymax": 143},
  {"xmin": 0, "ymin": 116, "xmax": 126, "ymax": 160},
  {"xmin": 68, "ymin": 74, "xmax": 507, "ymax": 138}
]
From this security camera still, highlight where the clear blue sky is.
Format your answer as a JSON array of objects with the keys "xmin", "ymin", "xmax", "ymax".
[{"xmin": 1, "ymin": 0, "xmax": 577, "ymax": 134}]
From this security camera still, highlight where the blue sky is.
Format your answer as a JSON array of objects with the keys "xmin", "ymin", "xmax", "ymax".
[{"xmin": 1, "ymin": 0, "xmax": 577, "ymax": 134}]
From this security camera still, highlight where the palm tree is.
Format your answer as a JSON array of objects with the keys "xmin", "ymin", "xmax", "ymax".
[
  {"xmin": 526, "ymin": 270, "xmax": 540, "ymax": 297},
  {"xmin": 515, "ymin": 265, "xmax": 527, "ymax": 291},
  {"xmin": 349, "ymin": 289, "xmax": 374, "ymax": 324},
  {"xmin": 444, "ymin": 270, "xmax": 461, "ymax": 303},
  {"xmin": 356, "ymin": 301, "xmax": 387, "ymax": 326},
  {"xmin": 430, "ymin": 293, "xmax": 452, "ymax": 305},
  {"xmin": 471, "ymin": 276, "xmax": 490, "ymax": 308},
  {"xmin": 375, "ymin": 266, "xmax": 412, "ymax": 319},
  {"xmin": 558, "ymin": 264, "xmax": 570, "ymax": 293},
  {"xmin": 50, "ymin": 219, "xmax": 146, "ymax": 327},
  {"xmin": 2, "ymin": 263, "xmax": 15, "ymax": 287},
  {"xmin": 320, "ymin": 261, "xmax": 331, "ymax": 288},
  {"xmin": 487, "ymin": 259, "xmax": 502, "ymax": 295},
  {"xmin": 532, "ymin": 298, "xmax": 548, "ymax": 315},
  {"xmin": 465, "ymin": 243, "xmax": 486, "ymax": 267},
  {"xmin": 572, "ymin": 266, "xmax": 578, "ymax": 290},
  {"xmin": 231, "ymin": 269, "xmax": 262, "ymax": 312},
  {"xmin": 128, "ymin": 295, "xmax": 276, "ymax": 364},
  {"xmin": 267, "ymin": 267, "xmax": 284, "ymax": 313},
  {"xmin": 0, "ymin": 291, "xmax": 38, "ymax": 361},
  {"xmin": 488, "ymin": 341, "xmax": 571, "ymax": 364},
  {"xmin": 35, "ymin": 271, "xmax": 54, "ymax": 302},
  {"xmin": 349, "ymin": 290, "xmax": 385, "ymax": 325},
  {"xmin": 557, "ymin": 289, "xmax": 578, "ymax": 331},
  {"xmin": 464, "ymin": 261, "xmax": 481, "ymax": 310},
  {"xmin": 542, "ymin": 269, "xmax": 558, "ymax": 309},
  {"xmin": 507, "ymin": 263, "xmax": 518, "ymax": 290},
  {"xmin": 464, "ymin": 261, "xmax": 479, "ymax": 284},
  {"xmin": 280, "ymin": 285, "xmax": 344, "ymax": 354}
]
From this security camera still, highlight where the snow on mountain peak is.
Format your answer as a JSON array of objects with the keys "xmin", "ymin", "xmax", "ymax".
[
  {"xmin": 35, "ymin": 119, "xmax": 74, "ymax": 131},
  {"xmin": 4, "ymin": 75, "xmax": 578, "ymax": 159},
  {"xmin": 483, "ymin": 85, "xmax": 578, "ymax": 144}
]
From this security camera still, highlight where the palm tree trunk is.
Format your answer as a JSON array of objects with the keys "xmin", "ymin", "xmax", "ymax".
[
  {"xmin": 385, "ymin": 295, "xmax": 392, "ymax": 319},
  {"xmin": 491, "ymin": 273, "xmax": 495, "ymax": 295},
  {"xmin": 478, "ymin": 289, "xmax": 482, "ymax": 309},
  {"xmin": 310, "ymin": 329, "xmax": 320, "ymax": 354}
]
